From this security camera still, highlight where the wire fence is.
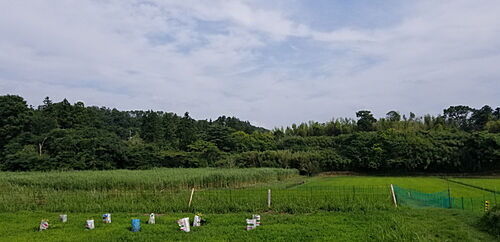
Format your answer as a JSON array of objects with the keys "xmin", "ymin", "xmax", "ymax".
[
  {"xmin": 1, "ymin": 184, "xmax": 498, "ymax": 213},
  {"xmin": 0, "ymin": 186, "xmax": 393, "ymax": 213}
]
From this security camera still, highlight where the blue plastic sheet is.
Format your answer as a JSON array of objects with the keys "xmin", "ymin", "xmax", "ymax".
[{"xmin": 131, "ymin": 219, "xmax": 140, "ymax": 232}]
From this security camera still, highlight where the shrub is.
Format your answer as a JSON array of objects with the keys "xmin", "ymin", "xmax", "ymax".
[{"xmin": 480, "ymin": 206, "xmax": 500, "ymax": 236}]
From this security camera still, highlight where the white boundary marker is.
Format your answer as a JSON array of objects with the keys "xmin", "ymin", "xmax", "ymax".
[
  {"xmin": 390, "ymin": 184, "xmax": 398, "ymax": 207},
  {"xmin": 267, "ymin": 189, "xmax": 271, "ymax": 208},
  {"xmin": 188, "ymin": 188, "xmax": 195, "ymax": 208}
]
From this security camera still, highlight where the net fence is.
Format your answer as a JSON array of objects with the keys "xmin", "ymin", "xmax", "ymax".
[
  {"xmin": 393, "ymin": 185, "xmax": 451, "ymax": 208},
  {"xmin": 393, "ymin": 185, "xmax": 498, "ymax": 212}
]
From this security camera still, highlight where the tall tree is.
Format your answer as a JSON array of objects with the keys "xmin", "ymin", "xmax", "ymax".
[
  {"xmin": 0, "ymin": 95, "xmax": 31, "ymax": 159},
  {"xmin": 356, "ymin": 110, "xmax": 376, "ymax": 131},
  {"xmin": 140, "ymin": 111, "xmax": 163, "ymax": 143},
  {"xmin": 443, "ymin": 105, "xmax": 473, "ymax": 130},
  {"xmin": 469, "ymin": 105, "xmax": 493, "ymax": 130},
  {"xmin": 177, "ymin": 112, "xmax": 198, "ymax": 150}
]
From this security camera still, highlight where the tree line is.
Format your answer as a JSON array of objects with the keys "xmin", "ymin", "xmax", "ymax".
[{"xmin": 0, "ymin": 94, "xmax": 498, "ymax": 174}]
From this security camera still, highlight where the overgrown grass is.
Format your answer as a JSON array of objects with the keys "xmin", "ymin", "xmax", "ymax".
[
  {"xmin": 3, "ymin": 172, "xmax": 500, "ymax": 213},
  {"xmin": 480, "ymin": 206, "xmax": 500, "ymax": 236},
  {"xmin": 2, "ymin": 172, "xmax": 500, "ymax": 240},
  {"xmin": 0, "ymin": 170, "xmax": 392, "ymax": 214},
  {"xmin": 0, "ymin": 187, "xmax": 392, "ymax": 213},
  {"xmin": 0, "ymin": 168, "xmax": 298, "ymax": 191},
  {"xmin": 0, "ymin": 209, "xmax": 495, "ymax": 241}
]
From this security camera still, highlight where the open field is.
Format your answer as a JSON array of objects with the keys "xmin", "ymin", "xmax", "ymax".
[
  {"xmin": 1, "ymin": 171, "xmax": 499, "ymax": 213},
  {"xmin": 297, "ymin": 176, "xmax": 495, "ymax": 197},
  {"xmin": 448, "ymin": 178, "xmax": 500, "ymax": 192},
  {"xmin": 0, "ymin": 209, "xmax": 496, "ymax": 242},
  {"xmin": 0, "ymin": 185, "xmax": 392, "ymax": 213},
  {"xmin": 1, "ymin": 169, "xmax": 500, "ymax": 240},
  {"xmin": 0, "ymin": 169, "xmax": 391, "ymax": 213},
  {"xmin": 296, "ymin": 175, "xmax": 500, "ymax": 212}
]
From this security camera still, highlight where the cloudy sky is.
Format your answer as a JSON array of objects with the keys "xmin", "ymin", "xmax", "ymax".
[{"xmin": 1, "ymin": 0, "xmax": 499, "ymax": 128}]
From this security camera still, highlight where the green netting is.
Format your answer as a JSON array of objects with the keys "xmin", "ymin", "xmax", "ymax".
[{"xmin": 393, "ymin": 185, "xmax": 452, "ymax": 208}]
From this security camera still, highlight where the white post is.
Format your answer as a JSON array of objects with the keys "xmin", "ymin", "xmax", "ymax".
[
  {"xmin": 390, "ymin": 184, "xmax": 398, "ymax": 207},
  {"xmin": 267, "ymin": 189, "xmax": 271, "ymax": 208},
  {"xmin": 188, "ymin": 188, "xmax": 195, "ymax": 208}
]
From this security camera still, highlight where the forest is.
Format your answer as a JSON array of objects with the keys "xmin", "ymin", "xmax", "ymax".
[{"xmin": 0, "ymin": 94, "xmax": 499, "ymax": 174}]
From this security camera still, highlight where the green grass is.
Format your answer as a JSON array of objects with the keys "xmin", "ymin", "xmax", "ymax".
[
  {"xmin": 0, "ymin": 170, "xmax": 392, "ymax": 213},
  {"xmin": 296, "ymin": 176, "xmax": 495, "ymax": 197},
  {"xmin": 2, "ymin": 172, "xmax": 500, "ymax": 240},
  {"xmin": 0, "ymin": 168, "xmax": 298, "ymax": 191},
  {"xmin": 449, "ymin": 178, "xmax": 500, "ymax": 192},
  {"xmin": 0, "ymin": 187, "xmax": 393, "ymax": 213},
  {"xmin": 295, "ymin": 175, "xmax": 500, "ymax": 213},
  {"xmin": 0, "ymin": 209, "xmax": 495, "ymax": 241},
  {"xmin": 2, "ymin": 172, "xmax": 500, "ymax": 213}
]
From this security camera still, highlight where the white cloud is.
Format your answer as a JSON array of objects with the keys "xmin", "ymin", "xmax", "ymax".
[{"xmin": 0, "ymin": 0, "xmax": 499, "ymax": 128}]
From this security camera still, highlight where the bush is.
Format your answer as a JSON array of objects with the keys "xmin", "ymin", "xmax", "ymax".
[{"xmin": 480, "ymin": 206, "xmax": 500, "ymax": 236}]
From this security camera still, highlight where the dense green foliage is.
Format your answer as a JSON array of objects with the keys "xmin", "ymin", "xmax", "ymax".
[
  {"xmin": 0, "ymin": 95, "xmax": 498, "ymax": 173},
  {"xmin": 480, "ymin": 206, "xmax": 500, "ymax": 236}
]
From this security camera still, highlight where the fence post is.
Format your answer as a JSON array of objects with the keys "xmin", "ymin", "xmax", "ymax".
[
  {"xmin": 229, "ymin": 189, "xmax": 233, "ymax": 205},
  {"xmin": 390, "ymin": 184, "xmax": 398, "ymax": 207},
  {"xmin": 267, "ymin": 189, "xmax": 272, "ymax": 208},
  {"xmin": 461, "ymin": 197, "xmax": 464, "ymax": 210},
  {"xmin": 447, "ymin": 187, "xmax": 452, "ymax": 208},
  {"xmin": 188, "ymin": 188, "xmax": 195, "ymax": 208}
]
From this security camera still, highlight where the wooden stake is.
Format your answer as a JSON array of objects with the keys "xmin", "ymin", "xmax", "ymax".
[
  {"xmin": 390, "ymin": 184, "xmax": 398, "ymax": 207},
  {"xmin": 188, "ymin": 188, "xmax": 195, "ymax": 208},
  {"xmin": 267, "ymin": 189, "xmax": 271, "ymax": 208}
]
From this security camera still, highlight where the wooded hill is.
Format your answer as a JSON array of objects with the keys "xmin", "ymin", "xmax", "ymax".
[{"xmin": 0, "ymin": 95, "xmax": 498, "ymax": 174}]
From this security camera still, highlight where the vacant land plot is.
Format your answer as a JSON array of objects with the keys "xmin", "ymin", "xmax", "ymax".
[{"xmin": 1, "ymin": 170, "xmax": 499, "ymax": 241}]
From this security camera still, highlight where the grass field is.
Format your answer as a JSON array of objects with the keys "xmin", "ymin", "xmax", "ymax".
[
  {"xmin": 1, "ymin": 169, "xmax": 500, "ymax": 241},
  {"xmin": 0, "ymin": 209, "xmax": 496, "ymax": 241},
  {"xmin": 0, "ymin": 168, "xmax": 298, "ymax": 191},
  {"xmin": 296, "ymin": 176, "xmax": 493, "ymax": 197},
  {"xmin": 448, "ymin": 178, "xmax": 500, "ymax": 192}
]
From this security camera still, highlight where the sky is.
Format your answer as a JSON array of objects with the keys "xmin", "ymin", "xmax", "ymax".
[{"xmin": 0, "ymin": 0, "xmax": 499, "ymax": 128}]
